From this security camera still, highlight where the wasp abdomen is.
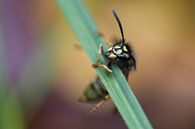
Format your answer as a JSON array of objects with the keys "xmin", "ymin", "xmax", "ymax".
[{"xmin": 79, "ymin": 77, "xmax": 108, "ymax": 102}]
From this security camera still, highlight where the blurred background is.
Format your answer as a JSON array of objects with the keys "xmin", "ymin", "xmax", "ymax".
[{"xmin": 0, "ymin": 0, "xmax": 195, "ymax": 129}]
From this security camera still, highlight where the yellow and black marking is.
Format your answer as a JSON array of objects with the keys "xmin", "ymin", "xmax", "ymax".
[
  {"xmin": 79, "ymin": 10, "xmax": 136, "ymax": 116},
  {"xmin": 79, "ymin": 77, "xmax": 108, "ymax": 102}
]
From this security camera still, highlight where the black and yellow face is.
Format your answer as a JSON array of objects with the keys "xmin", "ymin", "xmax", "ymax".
[{"xmin": 105, "ymin": 43, "xmax": 130, "ymax": 61}]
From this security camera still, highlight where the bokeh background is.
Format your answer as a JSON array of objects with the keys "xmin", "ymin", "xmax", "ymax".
[{"xmin": 0, "ymin": 0, "xmax": 195, "ymax": 129}]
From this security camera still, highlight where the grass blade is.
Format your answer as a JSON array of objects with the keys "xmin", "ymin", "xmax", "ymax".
[{"xmin": 56, "ymin": 0, "xmax": 153, "ymax": 129}]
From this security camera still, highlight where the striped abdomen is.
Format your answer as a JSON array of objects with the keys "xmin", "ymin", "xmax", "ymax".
[{"xmin": 79, "ymin": 77, "xmax": 108, "ymax": 102}]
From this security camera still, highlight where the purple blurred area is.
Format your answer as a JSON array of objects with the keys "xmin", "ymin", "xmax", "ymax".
[
  {"xmin": 1, "ymin": 0, "xmax": 57, "ymax": 83},
  {"xmin": 1, "ymin": 0, "xmax": 195, "ymax": 129},
  {"xmin": 2, "ymin": 0, "xmax": 35, "ymax": 82}
]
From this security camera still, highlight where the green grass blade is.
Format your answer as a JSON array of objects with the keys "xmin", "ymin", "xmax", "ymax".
[{"xmin": 56, "ymin": 0, "xmax": 153, "ymax": 129}]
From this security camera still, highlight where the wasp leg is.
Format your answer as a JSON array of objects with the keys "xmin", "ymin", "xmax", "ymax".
[
  {"xmin": 98, "ymin": 43, "xmax": 104, "ymax": 57},
  {"xmin": 93, "ymin": 43, "xmax": 104, "ymax": 64},
  {"xmin": 86, "ymin": 95, "xmax": 110, "ymax": 117},
  {"xmin": 92, "ymin": 44, "xmax": 112, "ymax": 73},
  {"xmin": 92, "ymin": 63, "xmax": 112, "ymax": 73}
]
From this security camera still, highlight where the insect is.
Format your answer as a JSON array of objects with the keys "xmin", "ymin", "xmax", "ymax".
[{"xmin": 79, "ymin": 10, "xmax": 136, "ymax": 116}]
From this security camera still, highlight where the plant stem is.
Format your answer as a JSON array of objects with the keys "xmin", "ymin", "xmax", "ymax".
[{"xmin": 56, "ymin": 0, "xmax": 153, "ymax": 129}]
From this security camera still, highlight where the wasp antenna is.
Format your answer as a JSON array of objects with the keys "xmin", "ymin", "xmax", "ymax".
[{"xmin": 112, "ymin": 10, "xmax": 125, "ymax": 44}]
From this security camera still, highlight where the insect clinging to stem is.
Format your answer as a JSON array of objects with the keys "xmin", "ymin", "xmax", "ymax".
[{"xmin": 79, "ymin": 10, "xmax": 136, "ymax": 117}]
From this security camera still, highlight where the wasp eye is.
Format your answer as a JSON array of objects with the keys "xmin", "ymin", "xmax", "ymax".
[
  {"xmin": 113, "ymin": 47, "xmax": 122, "ymax": 55},
  {"xmin": 113, "ymin": 47, "xmax": 119, "ymax": 51}
]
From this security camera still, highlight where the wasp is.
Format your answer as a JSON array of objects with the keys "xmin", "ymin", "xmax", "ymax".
[{"xmin": 79, "ymin": 10, "xmax": 136, "ymax": 116}]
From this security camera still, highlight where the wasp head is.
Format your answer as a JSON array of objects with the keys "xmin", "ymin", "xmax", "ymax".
[{"xmin": 105, "ymin": 41, "xmax": 129, "ymax": 60}]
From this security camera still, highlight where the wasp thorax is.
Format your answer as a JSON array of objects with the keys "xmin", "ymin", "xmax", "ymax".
[{"xmin": 104, "ymin": 42, "xmax": 131, "ymax": 61}]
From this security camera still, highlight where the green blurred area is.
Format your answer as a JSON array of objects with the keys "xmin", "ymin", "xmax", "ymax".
[{"xmin": 0, "ymin": 0, "xmax": 195, "ymax": 129}]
